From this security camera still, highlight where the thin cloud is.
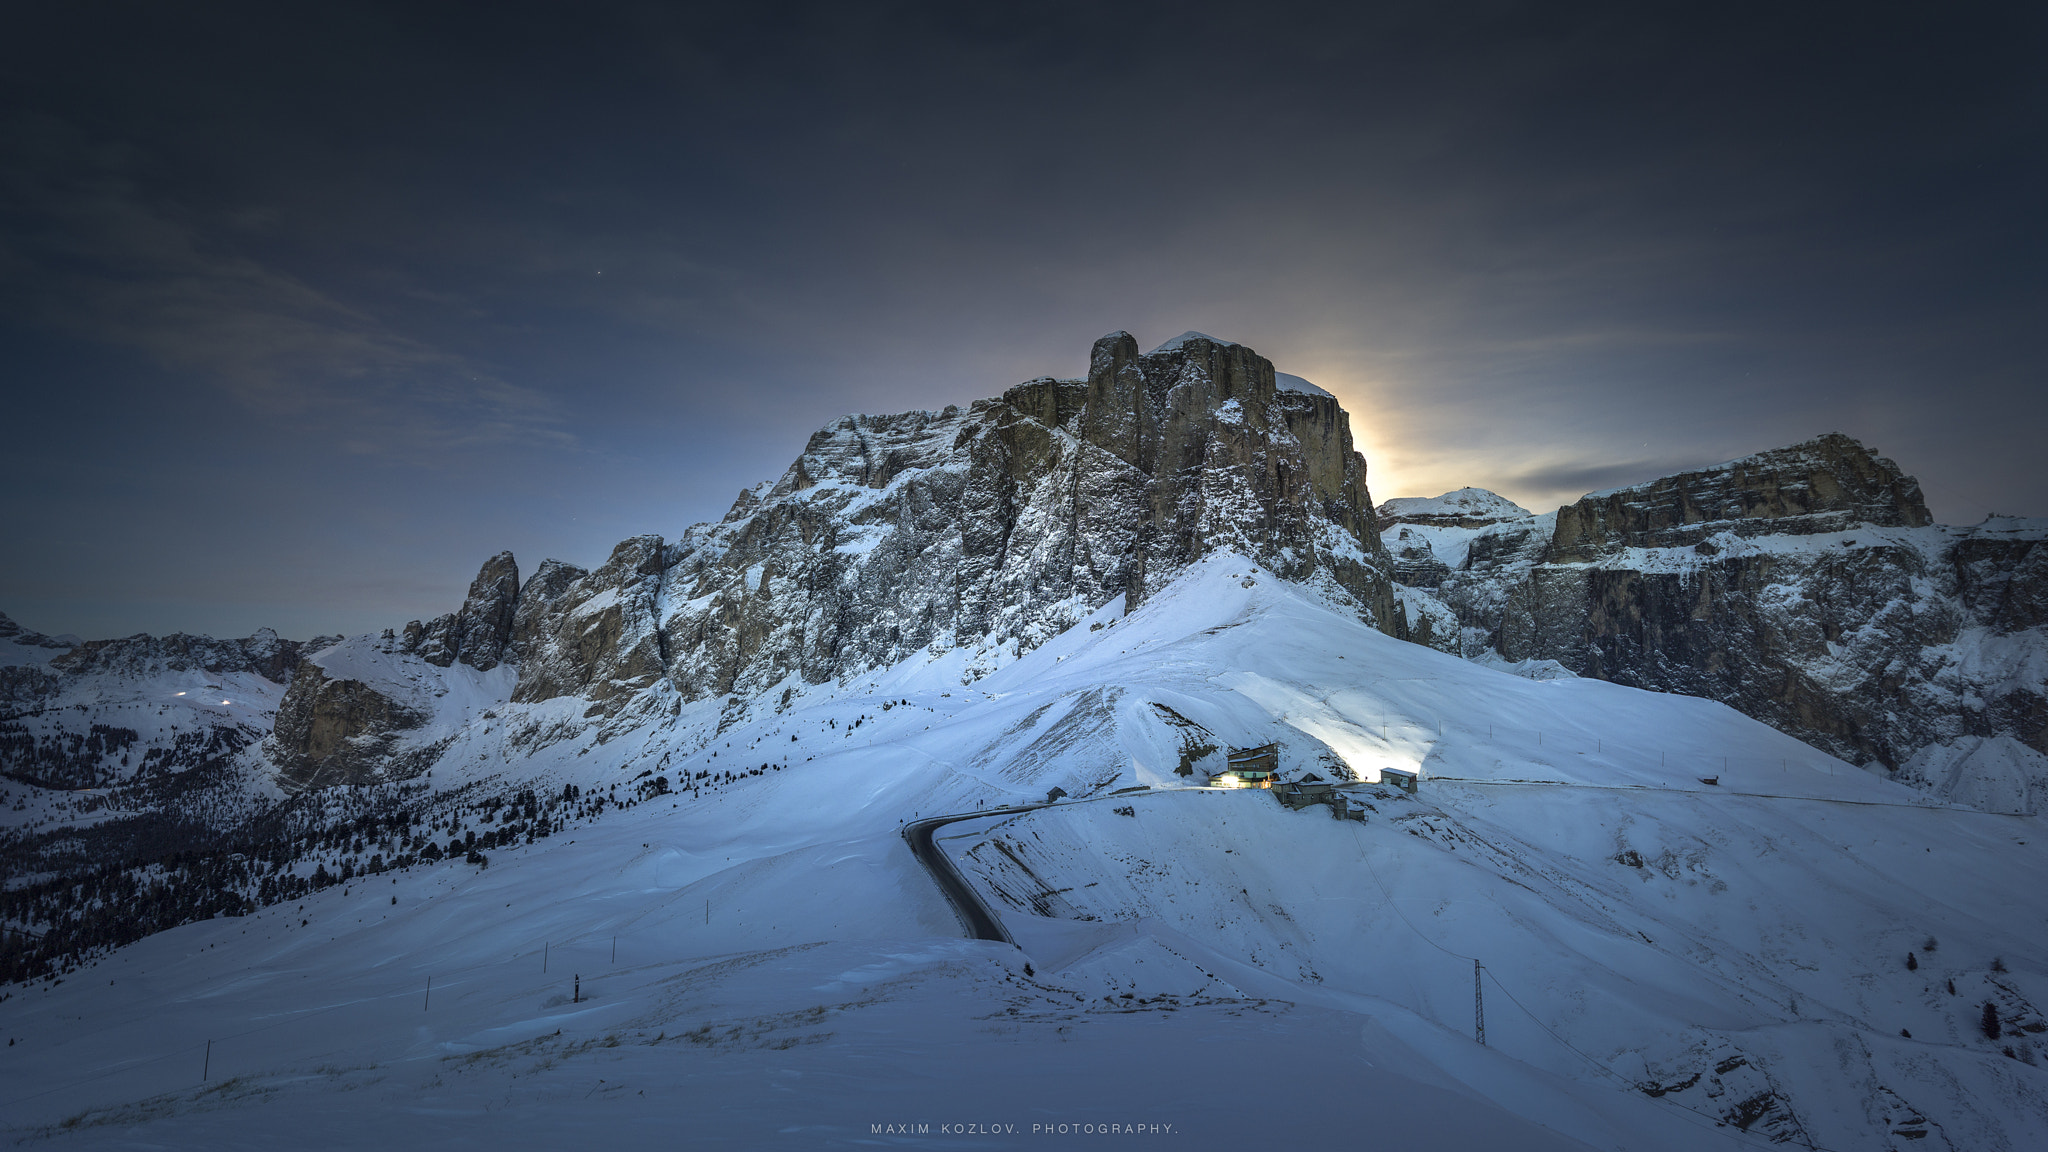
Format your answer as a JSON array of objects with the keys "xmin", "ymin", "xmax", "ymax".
[
  {"xmin": 0, "ymin": 116, "xmax": 571, "ymax": 461},
  {"xmin": 1505, "ymin": 458, "xmax": 1716, "ymax": 500}
]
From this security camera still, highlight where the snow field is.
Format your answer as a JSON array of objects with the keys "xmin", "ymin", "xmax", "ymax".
[{"xmin": 3, "ymin": 554, "xmax": 2044, "ymax": 1149}]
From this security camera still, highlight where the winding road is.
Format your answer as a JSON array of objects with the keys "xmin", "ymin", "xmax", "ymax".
[
  {"xmin": 900, "ymin": 786, "xmax": 1205, "ymax": 945},
  {"xmin": 901, "ymin": 807, "xmax": 1042, "ymax": 944}
]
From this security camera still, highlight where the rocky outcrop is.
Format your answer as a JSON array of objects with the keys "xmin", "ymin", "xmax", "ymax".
[
  {"xmin": 1380, "ymin": 437, "xmax": 2048, "ymax": 806},
  {"xmin": 1, "ymin": 614, "xmax": 339, "ymax": 794},
  {"xmin": 0, "ymin": 612, "xmax": 76, "ymax": 652},
  {"xmin": 500, "ymin": 331, "xmax": 1401, "ymax": 715},
  {"xmin": 270, "ymin": 658, "xmax": 429, "ymax": 789},
  {"xmin": 1378, "ymin": 493, "xmax": 1544, "ymax": 594},
  {"xmin": 1549, "ymin": 433, "xmax": 1933, "ymax": 562},
  {"xmin": 266, "ymin": 550, "xmax": 524, "ymax": 787},
  {"xmin": 509, "ymin": 541, "xmax": 665, "ymax": 709},
  {"xmin": 401, "ymin": 551, "xmax": 520, "ymax": 671}
]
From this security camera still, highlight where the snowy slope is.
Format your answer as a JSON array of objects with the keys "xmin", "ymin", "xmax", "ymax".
[
  {"xmin": 1378, "ymin": 487, "xmax": 1534, "ymax": 526},
  {"xmin": 0, "ymin": 618, "xmax": 310, "ymax": 839},
  {"xmin": 4, "ymin": 556, "xmax": 2043, "ymax": 1150}
]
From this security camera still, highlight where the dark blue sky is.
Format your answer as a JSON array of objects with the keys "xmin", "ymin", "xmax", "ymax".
[{"xmin": 3, "ymin": 1, "xmax": 2043, "ymax": 640}]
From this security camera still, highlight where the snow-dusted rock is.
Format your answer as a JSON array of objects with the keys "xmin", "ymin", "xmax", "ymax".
[
  {"xmin": 1549, "ymin": 433, "xmax": 1933, "ymax": 561},
  {"xmin": 1382, "ymin": 438, "xmax": 2048, "ymax": 808},
  {"xmin": 486, "ymin": 331, "xmax": 1401, "ymax": 718},
  {"xmin": 1377, "ymin": 486, "xmax": 1533, "ymax": 530},
  {"xmin": 270, "ymin": 654, "xmax": 431, "ymax": 790},
  {"xmin": 401, "ymin": 550, "xmax": 521, "ymax": 672}
]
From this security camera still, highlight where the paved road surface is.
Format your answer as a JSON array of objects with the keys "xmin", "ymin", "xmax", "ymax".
[{"xmin": 901, "ymin": 807, "xmax": 1045, "ymax": 944}]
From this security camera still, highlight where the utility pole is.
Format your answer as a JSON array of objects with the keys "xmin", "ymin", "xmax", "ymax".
[
  {"xmin": 424, "ymin": 975, "xmax": 432, "ymax": 1011},
  {"xmin": 1474, "ymin": 960, "xmax": 1486, "ymax": 1047},
  {"xmin": 203, "ymin": 1039, "xmax": 212, "ymax": 1080}
]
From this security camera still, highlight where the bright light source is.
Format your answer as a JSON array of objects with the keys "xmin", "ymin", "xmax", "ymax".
[{"xmin": 174, "ymin": 692, "xmax": 185, "ymax": 696}]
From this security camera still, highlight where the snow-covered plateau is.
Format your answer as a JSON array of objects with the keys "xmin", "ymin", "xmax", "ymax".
[{"xmin": 3, "ymin": 333, "xmax": 2045, "ymax": 1149}]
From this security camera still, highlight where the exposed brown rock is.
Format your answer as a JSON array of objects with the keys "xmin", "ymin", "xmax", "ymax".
[{"xmin": 271, "ymin": 658, "xmax": 427, "ymax": 790}]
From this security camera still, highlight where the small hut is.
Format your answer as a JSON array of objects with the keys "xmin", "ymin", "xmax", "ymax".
[{"xmin": 1377, "ymin": 767, "xmax": 1419, "ymax": 794}]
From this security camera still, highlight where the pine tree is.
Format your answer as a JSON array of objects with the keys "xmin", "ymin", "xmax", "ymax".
[
  {"xmin": 1906, "ymin": 952, "xmax": 1918, "ymax": 970},
  {"xmin": 1983, "ymin": 1002, "xmax": 2003, "ymax": 1040}
]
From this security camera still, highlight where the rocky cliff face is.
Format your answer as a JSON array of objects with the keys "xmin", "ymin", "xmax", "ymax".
[
  {"xmin": 269, "ymin": 658, "xmax": 431, "ymax": 789},
  {"xmin": 1548, "ymin": 433, "xmax": 1934, "ymax": 562},
  {"xmin": 517, "ymin": 332, "xmax": 1391, "ymax": 713},
  {"xmin": 401, "ymin": 551, "xmax": 520, "ymax": 672},
  {"xmin": 268, "ymin": 331, "xmax": 1403, "ymax": 780},
  {"xmin": 1380, "ymin": 435, "xmax": 2048, "ymax": 808},
  {"xmin": 499, "ymin": 332, "xmax": 1399, "ymax": 719}
]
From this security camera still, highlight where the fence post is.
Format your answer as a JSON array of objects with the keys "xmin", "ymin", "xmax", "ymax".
[
  {"xmin": 1474, "ymin": 961, "xmax": 1486, "ymax": 1047},
  {"xmin": 424, "ymin": 975, "xmax": 431, "ymax": 1011},
  {"xmin": 203, "ymin": 1038, "xmax": 211, "ymax": 1081}
]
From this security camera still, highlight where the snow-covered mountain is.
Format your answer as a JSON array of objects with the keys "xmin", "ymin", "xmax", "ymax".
[
  {"xmin": 1380, "ymin": 434, "xmax": 2048, "ymax": 814},
  {"xmin": 268, "ymin": 330, "xmax": 1406, "ymax": 791},
  {"xmin": 6, "ymin": 555, "xmax": 2046, "ymax": 1150},
  {"xmin": 1, "ymin": 612, "xmax": 335, "ymax": 843},
  {"xmin": 4, "ymin": 336, "xmax": 2046, "ymax": 1149}
]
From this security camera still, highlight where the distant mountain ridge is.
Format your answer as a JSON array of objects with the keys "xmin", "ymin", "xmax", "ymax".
[
  {"xmin": 1380, "ymin": 434, "xmax": 2048, "ymax": 811},
  {"xmin": 5, "ymin": 342, "xmax": 2044, "ymax": 812}
]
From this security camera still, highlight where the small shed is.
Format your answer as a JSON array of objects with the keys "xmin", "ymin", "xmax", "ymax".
[{"xmin": 1377, "ymin": 767, "xmax": 1419, "ymax": 794}]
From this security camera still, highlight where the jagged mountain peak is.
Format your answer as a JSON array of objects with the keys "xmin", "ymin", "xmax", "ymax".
[{"xmin": 270, "ymin": 332, "xmax": 1404, "ymax": 786}]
